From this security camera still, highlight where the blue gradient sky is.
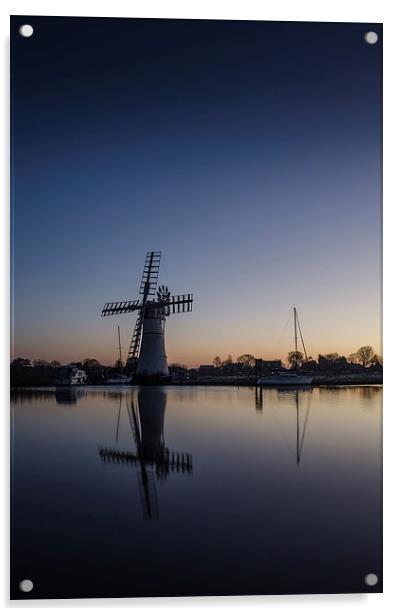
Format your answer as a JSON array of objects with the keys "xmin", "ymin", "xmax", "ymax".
[{"xmin": 11, "ymin": 17, "xmax": 382, "ymax": 366}]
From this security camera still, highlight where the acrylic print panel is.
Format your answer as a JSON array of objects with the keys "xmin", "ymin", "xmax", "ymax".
[{"xmin": 10, "ymin": 16, "xmax": 382, "ymax": 599}]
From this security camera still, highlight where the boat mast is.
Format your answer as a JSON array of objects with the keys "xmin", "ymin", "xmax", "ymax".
[
  {"xmin": 294, "ymin": 306, "xmax": 298, "ymax": 370},
  {"xmin": 296, "ymin": 391, "xmax": 300, "ymax": 465},
  {"xmin": 296, "ymin": 309, "xmax": 309, "ymax": 364},
  {"xmin": 118, "ymin": 325, "xmax": 123, "ymax": 375}
]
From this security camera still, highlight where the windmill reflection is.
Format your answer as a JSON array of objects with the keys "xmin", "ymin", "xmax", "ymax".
[
  {"xmin": 255, "ymin": 386, "xmax": 263, "ymax": 411},
  {"xmin": 99, "ymin": 388, "xmax": 193, "ymax": 520},
  {"xmin": 255, "ymin": 387, "xmax": 312, "ymax": 465}
]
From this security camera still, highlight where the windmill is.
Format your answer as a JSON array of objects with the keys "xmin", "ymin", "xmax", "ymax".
[{"xmin": 101, "ymin": 251, "xmax": 193, "ymax": 381}]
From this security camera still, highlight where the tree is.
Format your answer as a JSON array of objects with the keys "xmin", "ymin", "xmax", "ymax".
[
  {"xmin": 302, "ymin": 356, "xmax": 318, "ymax": 370},
  {"xmin": 82, "ymin": 358, "xmax": 101, "ymax": 370},
  {"xmin": 50, "ymin": 360, "xmax": 61, "ymax": 367},
  {"xmin": 370, "ymin": 354, "xmax": 383, "ymax": 367},
  {"xmin": 11, "ymin": 357, "xmax": 32, "ymax": 368},
  {"xmin": 236, "ymin": 354, "xmax": 256, "ymax": 368},
  {"xmin": 213, "ymin": 356, "xmax": 222, "ymax": 369},
  {"xmin": 325, "ymin": 353, "xmax": 340, "ymax": 363},
  {"xmin": 33, "ymin": 359, "xmax": 50, "ymax": 367},
  {"xmin": 287, "ymin": 351, "xmax": 303, "ymax": 369},
  {"xmin": 354, "ymin": 346, "xmax": 375, "ymax": 368},
  {"xmin": 222, "ymin": 354, "xmax": 233, "ymax": 366}
]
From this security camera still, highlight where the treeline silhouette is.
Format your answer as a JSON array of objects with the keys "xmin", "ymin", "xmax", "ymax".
[
  {"xmin": 10, "ymin": 346, "xmax": 382, "ymax": 387},
  {"xmin": 208, "ymin": 346, "xmax": 382, "ymax": 375},
  {"xmin": 10, "ymin": 358, "xmax": 107, "ymax": 387}
]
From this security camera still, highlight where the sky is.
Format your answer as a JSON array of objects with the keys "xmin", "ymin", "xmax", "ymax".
[{"xmin": 11, "ymin": 17, "xmax": 382, "ymax": 367}]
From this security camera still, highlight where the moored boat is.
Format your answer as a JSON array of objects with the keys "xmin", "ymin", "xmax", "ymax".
[
  {"xmin": 257, "ymin": 372, "xmax": 313, "ymax": 386},
  {"xmin": 106, "ymin": 374, "xmax": 133, "ymax": 385},
  {"xmin": 106, "ymin": 325, "xmax": 133, "ymax": 385},
  {"xmin": 258, "ymin": 306, "xmax": 313, "ymax": 387}
]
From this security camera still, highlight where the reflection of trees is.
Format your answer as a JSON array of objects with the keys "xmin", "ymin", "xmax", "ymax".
[
  {"xmin": 318, "ymin": 385, "xmax": 381, "ymax": 399},
  {"xmin": 11, "ymin": 389, "xmax": 56, "ymax": 405},
  {"xmin": 11, "ymin": 387, "xmax": 89, "ymax": 406},
  {"xmin": 347, "ymin": 386, "xmax": 381, "ymax": 400}
]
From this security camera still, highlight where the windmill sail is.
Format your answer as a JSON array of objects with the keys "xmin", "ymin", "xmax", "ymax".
[
  {"xmin": 127, "ymin": 251, "xmax": 162, "ymax": 367},
  {"xmin": 127, "ymin": 311, "xmax": 144, "ymax": 367},
  {"xmin": 101, "ymin": 299, "xmax": 141, "ymax": 316},
  {"xmin": 139, "ymin": 251, "xmax": 161, "ymax": 297}
]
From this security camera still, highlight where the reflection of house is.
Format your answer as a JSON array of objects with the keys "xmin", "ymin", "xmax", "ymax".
[
  {"xmin": 55, "ymin": 365, "xmax": 88, "ymax": 386},
  {"xmin": 55, "ymin": 388, "xmax": 85, "ymax": 405}
]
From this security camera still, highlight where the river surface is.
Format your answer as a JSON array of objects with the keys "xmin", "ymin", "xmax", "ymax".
[{"xmin": 11, "ymin": 385, "xmax": 382, "ymax": 599}]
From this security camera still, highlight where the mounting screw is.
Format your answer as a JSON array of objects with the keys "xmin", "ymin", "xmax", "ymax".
[
  {"xmin": 19, "ymin": 24, "xmax": 34, "ymax": 38},
  {"xmin": 19, "ymin": 579, "xmax": 34, "ymax": 592},
  {"xmin": 364, "ymin": 31, "xmax": 378, "ymax": 45}
]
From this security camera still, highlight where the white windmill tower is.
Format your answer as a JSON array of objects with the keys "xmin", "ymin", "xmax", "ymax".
[{"xmin": 101, "ymin": 251, "xmax": 193, "ymax": 382}]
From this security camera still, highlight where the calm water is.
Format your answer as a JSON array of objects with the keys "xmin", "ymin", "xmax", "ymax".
[{"xmin": 11, "ymin": 385, "xmax": 382, "ymax": 599}]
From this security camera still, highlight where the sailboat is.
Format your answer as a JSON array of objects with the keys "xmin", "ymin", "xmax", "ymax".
[
  {"xmin": 106, "ymin": 326, "xmax": 133, "ymax": 385},
  {"xmin": 257, "ymin": 307, "xmax": 313, "ymax": 386}
]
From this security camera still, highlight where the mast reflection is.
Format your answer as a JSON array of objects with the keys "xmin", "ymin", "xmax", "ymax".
[
  {"xmin": 294, "ymin": 390, "xmax": 311, "ymax": 466},
  {"xmin": 255, "ymin": 387, "xmax": 312, "ymax": 465}
]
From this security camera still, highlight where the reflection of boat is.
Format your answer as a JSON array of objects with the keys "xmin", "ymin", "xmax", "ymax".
[
  {"xmin": 257, "ymin": 373, "xmax": 313, "ymax": 386},
  {"xmin": 257, "ymin": 306, "xmax": 313, "ymax": 386},
  {"xmin": 54, "ymin": 365, "xmax": 88, "ymax": 386}
]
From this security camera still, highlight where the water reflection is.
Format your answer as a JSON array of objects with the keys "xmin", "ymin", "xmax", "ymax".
[
  {"xmin": 255, "ymin": 387, "xmax": 312, "ymax": 465},
  {"xmin": 99, "ymin": 388, "xmax": 193, "ymax": 520},
  {"xmin": 11, "ymin": 388, "xmax": 56, "ymax": 405},
  {"xmin": 11, "ymin": 385, "xmax": 382, "ymax": 599},
  {"xmin": 255, "ymin": 386, "xmax": 263, "ymax": 411},
  {"xmin": 55, "ymin": 387, "xmax": 85, "ymax": 405}
]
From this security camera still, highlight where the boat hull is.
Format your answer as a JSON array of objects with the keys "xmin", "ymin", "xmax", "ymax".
[
  {"xmin": 106, "ymin": 376, "xmax": 133, "ymax": 385},
  {"xmin": 257, "ymin": 375, "xmax": 313, "ymax": 386}
]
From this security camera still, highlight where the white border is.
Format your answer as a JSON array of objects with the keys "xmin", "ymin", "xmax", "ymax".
[{"xmin": 2, "ymin": 1, "xmax": 398, "ymax": 613}]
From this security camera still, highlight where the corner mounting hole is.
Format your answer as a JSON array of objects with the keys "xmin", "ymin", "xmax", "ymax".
[
  {"xmin": 19, "ymin": 579, "xmax": 34, "ymax": 592},
  {"xmin": 19, "ymin": 24, "xmax": 34, "ymax": 38},
  {"xmin": 364, "ymin": 573, "xmax": 378, "ymax": 587},
  {"xmin": 364, "ymin": 31, "xmax": 378, "ymax": 45}
]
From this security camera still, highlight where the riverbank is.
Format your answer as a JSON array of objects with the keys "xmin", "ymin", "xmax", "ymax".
[
  {"xmin": 170, "ymin": 374, "xmax": 382, "ymax": 387},
  {"xmin": 10, "ymin": 370, "xmax": 382, "ymax": 388}
]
